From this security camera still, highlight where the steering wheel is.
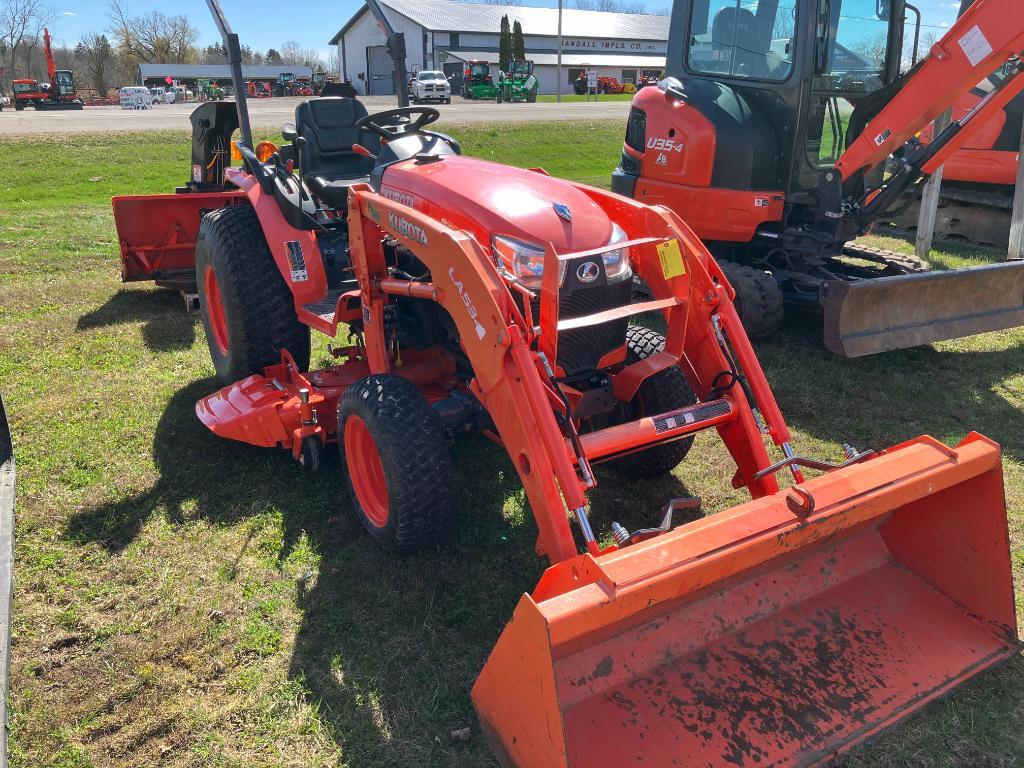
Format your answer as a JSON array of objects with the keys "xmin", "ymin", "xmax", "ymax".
[{"xmin": 355, "ymin": 107, "xmax": 440, "ymax": 141}]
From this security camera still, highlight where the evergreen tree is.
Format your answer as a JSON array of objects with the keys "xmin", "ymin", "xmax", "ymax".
[
  {"xmin": 499, "ymin": 15, "xmax": 512, "ymax": 73},
  {"xmin": 512, "ymin": 20, "xmax": 525, "ymax": 62}
]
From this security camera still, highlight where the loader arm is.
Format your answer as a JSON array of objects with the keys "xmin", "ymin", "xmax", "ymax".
[{"xmin": 836, "ymin": 0, "xmax": 1024, "ymax": 193}]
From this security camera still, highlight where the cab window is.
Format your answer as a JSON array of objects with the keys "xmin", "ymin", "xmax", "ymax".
[
  {"xmin": 818, "ymin": 0, "xmax": 894, "ymax": 94},
  {"xmin": 687, "ymin": 0, "xmax": 797, "ymax": 82}
]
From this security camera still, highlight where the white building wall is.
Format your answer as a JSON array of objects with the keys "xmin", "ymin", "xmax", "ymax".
[{"xmin": 340, "ymin": 6, "xmax": 426, "ymax": 95}]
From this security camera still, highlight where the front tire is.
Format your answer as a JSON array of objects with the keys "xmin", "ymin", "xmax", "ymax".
[
  {"xmin": 599, "ymin": 326, "xmax": 697, "ymax": 480},
  {"xmin": 718, "ymin": 260, "xmax": 784, "ymax": 339},
  {"xmin": 337, "ymin": 375, "xmax": 454, "ymax": 553},
  {"xmin": 195, "ymin": 205, "xmax": 310, "ymax": 384}
]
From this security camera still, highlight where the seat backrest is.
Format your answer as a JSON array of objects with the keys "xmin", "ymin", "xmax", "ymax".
[
  {"xmin": 711, "ymin": 7, "xmax": 768, "ymax": 78},
  {"xmin": 294, "ymin": 97, "xmax": 378, "ymax": 180}
]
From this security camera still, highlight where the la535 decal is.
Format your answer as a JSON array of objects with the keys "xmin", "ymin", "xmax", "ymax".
[{"xmin": 647, "ymin": 137, "xmax": 684, "ymax": 153}]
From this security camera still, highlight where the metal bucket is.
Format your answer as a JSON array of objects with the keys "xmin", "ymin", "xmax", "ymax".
[{"xmin": 473, "ymin": 433, "xmax": 1018, "ymax": 767}]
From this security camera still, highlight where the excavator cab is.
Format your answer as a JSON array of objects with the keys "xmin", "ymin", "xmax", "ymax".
[{"xmin": 614, "ymin": 0, "xmax": 1024, "ymax": 356}]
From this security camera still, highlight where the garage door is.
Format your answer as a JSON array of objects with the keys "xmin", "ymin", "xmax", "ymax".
[{"xmin": 367, "ymin": 45, "xmax": 395, "ymax": 95}]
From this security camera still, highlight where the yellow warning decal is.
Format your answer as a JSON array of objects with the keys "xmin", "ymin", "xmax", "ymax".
[{"xmin": 657, "ymin": 238, "xmax": 686, "ymax": 280}]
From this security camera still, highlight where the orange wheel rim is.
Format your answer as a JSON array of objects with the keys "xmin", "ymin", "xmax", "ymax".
[
  {"xmin": 204, "ymin": 265, "xmax": 229, "ymax": 356},
  {"xmin": 344, "ymin": 415, "xmax": 389, "ymax": 527}
]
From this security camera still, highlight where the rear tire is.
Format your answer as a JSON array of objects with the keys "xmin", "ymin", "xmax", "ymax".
[
  {"xmin": 602, "ymin": 326, "xmax": 697, "ymax": 480},
  {"xmin": 718, "ymin": 260, "xmax": 784, "ymax": 339},
  {"xmin": 195, "ymin": 205, "xmax": 310, "ymax": 384},
  {"xmin": 337, "ymin": 375, "xmax": 454, "ymax": 553}
]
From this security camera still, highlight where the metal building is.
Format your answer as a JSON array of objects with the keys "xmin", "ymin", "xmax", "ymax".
[{"xmin": 329, "ymin": 0, "xmax": 667, "ymax": 96}]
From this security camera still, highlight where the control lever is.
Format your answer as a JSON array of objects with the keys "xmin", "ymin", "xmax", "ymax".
[
  {"xmin": 352, "ymin": 143, "xmax": 378, "ymax": 160},
  {"xmin": 611, "ymin": 497, "xmax": 702, "ymax": 547}
]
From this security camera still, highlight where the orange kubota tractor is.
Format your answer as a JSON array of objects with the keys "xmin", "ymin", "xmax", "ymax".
[
  {"xmin": 613, "ymin": 0, "xmax": 1024, "ymax": 356},
  {"xmin": 109, "ymin": 2, "xmax": 1019, "ymax": 765}
]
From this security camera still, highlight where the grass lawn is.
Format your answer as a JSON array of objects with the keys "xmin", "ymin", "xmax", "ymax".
[{"xmin": 1, "ymin": 120, "xmax": 1023, "ymax": 768}]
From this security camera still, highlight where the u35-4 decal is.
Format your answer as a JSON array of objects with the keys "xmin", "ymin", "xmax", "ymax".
[{"xmin": 647, "ymin": 137, "xmax": 684, "ymax": 153}]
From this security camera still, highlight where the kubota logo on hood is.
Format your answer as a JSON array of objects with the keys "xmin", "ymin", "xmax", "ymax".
[{"xmin": 387, "ymin": 211, "xmax": 428, "ymax": 245}]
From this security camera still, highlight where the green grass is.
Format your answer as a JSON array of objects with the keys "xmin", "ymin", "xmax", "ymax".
[
  {"xmin": 536, "ymin": 93, "xmax": 635, "ymax": 103},
  {"xmin": 2, "ymin": 122, "xmax": 1023, "ymax": 767}
]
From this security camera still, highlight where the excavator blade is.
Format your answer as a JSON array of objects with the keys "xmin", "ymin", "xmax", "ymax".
[
  {"xmin": 472, "ymin": 434, "xmax": 1018, "ymax": 768},
  {"xmin": 822, "ymin": 261, "xmax": 1024, "ymax": 357}
]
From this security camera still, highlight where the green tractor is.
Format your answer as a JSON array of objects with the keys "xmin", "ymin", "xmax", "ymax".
[
  {"xmin": 462, "ymin": 60, "xmax": 497, "ymax": 99},
  {"xmin": 496, "ymin": 59, "xmax": 538, "ymax": 104}
]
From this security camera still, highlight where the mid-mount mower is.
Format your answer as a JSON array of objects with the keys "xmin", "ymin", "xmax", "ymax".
[{"xmin": 110, "ymin": 2, "xmax": 1019, "ymax": 765}]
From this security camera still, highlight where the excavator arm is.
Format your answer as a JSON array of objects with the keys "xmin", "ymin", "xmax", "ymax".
[
  {"xmin": 836, "ymin": 0, "xmax": 1024, "ymax": 191},
  {"xmin": 43, "ymin": 28, "xmax": 56, "ymax": 87},
  {"xmin": 818, "ymin": 0, "xmax": 1024, "ymax": 357}
]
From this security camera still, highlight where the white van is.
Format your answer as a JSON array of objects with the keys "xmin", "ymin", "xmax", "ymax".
[{"xmin": 119, "ymin": 86, "xmax": 153, "ymax": 110}]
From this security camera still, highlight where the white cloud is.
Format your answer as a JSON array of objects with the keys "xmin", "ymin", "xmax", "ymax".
[{"xmin": 62, "ymin": 10, "xmax": 76, "ymax": 15}]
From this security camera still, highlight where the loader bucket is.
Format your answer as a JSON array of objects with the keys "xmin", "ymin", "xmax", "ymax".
[
  {"xmin": 111, "ymin": 191, "xmax": 243, "ymax": 287},
  {"xmin": 822, "ymin": 261, "xmax": 1024, "ymax": 357},
  {"xmin": 473, "ymin": 433, "xmax": 1018, "ymax": 768}
]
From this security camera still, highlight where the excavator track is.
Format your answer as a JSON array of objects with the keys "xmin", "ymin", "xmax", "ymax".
[
  {"xmin": 841, "ymin": 242, "xmax": 931, "ymax": 274},
  {"xmin": 884, "ymin": 182, "xmax": 1013, "ymax": 249}
]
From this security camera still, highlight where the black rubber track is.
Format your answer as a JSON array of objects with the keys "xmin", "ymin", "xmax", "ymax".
[
  {"xmin": 606, "ymin": 326, "xmax": 697, "ymax": 480},
  {"xmin": 337, "ymin": 375, "xmax": 454, "ymax": 554},
  {"xmin": 195, "ymin": 205, "xmax": 310, "ymax": 384},
  {"xmin": 718, "ymin": 260, "xmax": 784, "ymax": 339}
]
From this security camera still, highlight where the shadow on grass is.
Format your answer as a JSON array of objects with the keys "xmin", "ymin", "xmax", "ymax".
[
  {"xmin": 63, "ymin": 380, "xmax": 540, "ymax": 765},
  {"xmin": 61, "ymin": 330, "xmax": 1024, "ymax": 765},
  {"xmin": 77, "ymin": 288, "xmax": 197, "ymax": 352}
]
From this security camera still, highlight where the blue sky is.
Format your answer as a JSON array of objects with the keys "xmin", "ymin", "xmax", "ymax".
[{"xmin": 48, "ymin": 0, "xmax": 963, "ymax": 55}]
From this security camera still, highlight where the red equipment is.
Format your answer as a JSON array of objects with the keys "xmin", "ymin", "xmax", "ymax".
[
  {"xmin": 11, "ymin": 28, "xmax": 83, "ymax": 110},
  {"xmin": 111, "ymin": 95, "xmax": 1017, "ymax": 766},
  {"xmin": 614, "ymin": 0, "xmax": 1024, "ymax": 356}
]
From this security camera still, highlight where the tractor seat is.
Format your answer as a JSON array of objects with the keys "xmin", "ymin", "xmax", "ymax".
[{"xmin": 295, "ymin": 97, "xmax": 380, "ymax": 208}]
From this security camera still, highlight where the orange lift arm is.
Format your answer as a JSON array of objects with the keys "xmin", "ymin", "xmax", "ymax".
[
  {"xmin": 836, "ymin": 0, "xmax": 1024, "ymax": 186},
  {"xmin": 43, "ymin": 28, "xmax": 56, "ymax": 87}
]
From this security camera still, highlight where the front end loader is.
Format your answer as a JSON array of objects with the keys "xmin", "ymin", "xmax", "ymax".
[
  {"xmin": 107, "ymin": 4, "xmax": 1019, "ymax": 765},
  {"xmin": 613, "ymin": 0, "xmax": 1024, "ymax": 356}
]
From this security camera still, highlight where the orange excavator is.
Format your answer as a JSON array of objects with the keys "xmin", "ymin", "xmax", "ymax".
[
  {"xmin": 11, "ymin": 28, "xmax": 83, "ymax": 111},
  {"xmin": 614, "ymin": 0, "xmax": 1024, "ymax": 356}
]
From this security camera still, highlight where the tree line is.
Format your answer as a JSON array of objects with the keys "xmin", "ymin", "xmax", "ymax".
[{"xmin": 0, "ymin": 0, "xmax": 333, "ymax": 96}]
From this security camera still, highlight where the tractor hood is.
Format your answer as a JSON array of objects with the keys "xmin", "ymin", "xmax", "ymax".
[{"xmin": 380, "ymin": 155, "xmax": 614, "ymax": 255}]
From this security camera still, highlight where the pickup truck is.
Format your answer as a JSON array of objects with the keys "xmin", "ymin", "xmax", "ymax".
[{"xmin": 410, "ymin": 70, "xmax": 451, "ymax": 104}]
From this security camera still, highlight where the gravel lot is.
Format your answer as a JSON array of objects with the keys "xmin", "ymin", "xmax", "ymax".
[{"xmin": 0, "ymin": 95, "xmax": 631, "ymax": 134}]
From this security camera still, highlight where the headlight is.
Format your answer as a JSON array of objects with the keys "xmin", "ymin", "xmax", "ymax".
[
  {"xmin": 492, "ymin": 235, "xmax": 565, "ymax": 289},
  {"xmin": 602, "ymin": 223, "xmax": 632, "ymax": 284}
]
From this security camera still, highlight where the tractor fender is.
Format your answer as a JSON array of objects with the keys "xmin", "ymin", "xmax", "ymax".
[{"xmin": 226, "ymin": 169, "xmax": 329, "ymax": 308}]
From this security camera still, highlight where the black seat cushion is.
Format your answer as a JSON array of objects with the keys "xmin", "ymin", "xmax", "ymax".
[{"xmin": 295, "ymin": 97, "xmax": 380, "ymax": 206}]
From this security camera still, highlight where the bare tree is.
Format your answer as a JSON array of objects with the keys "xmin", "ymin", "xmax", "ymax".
[
  {"xmin": 107, "ymin": 0, "xmax": 199, "ymax": 64},
  {"xmin": 76, "ymin": 32, "xmax": 114, "ymax": 94},
  {"xmin": 572, "ymin": 0, "xmax": 647, "ymax": 12},
  {"xmin": 279, "ymin": 39, "xmax": 323, "ymax": 70},
  {"xmin": 19, "ymin": 1, "xmax": 54, "ymax": 80},
  {"xmin": 1, "ymin": 0, "xmax": 52, "ymax": 79}
]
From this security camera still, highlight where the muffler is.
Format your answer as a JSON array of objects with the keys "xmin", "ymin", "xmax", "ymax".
[{"xmin": 473, "ymin": 433, "xmax": 1018, "ymax": 767}]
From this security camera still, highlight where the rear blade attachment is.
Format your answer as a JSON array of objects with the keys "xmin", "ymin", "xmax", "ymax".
[
  {"xmin": 822, "ymin": 261, "xmax": 1024, "ymax": 357},
  {"xmin": 472, "ymin": 433, "xmax": 1019, "ymax": 768},
  {"xmin": 111, "ymin": 191, "xmax": 243, "ymax": 288}
]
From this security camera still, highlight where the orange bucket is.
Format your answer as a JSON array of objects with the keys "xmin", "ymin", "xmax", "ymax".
[{"xmin": 472, "ymin": 433, "xmax": 1018, "ymax": 767}]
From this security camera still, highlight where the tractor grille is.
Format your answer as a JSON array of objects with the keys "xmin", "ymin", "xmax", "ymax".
[
  {"xmin": 531, "ymin": 278, "xmax": 632, "ymax": 375},
  {"xmin": 625, "ymin": 107, "xmax": 647, "ymax": 153}
]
